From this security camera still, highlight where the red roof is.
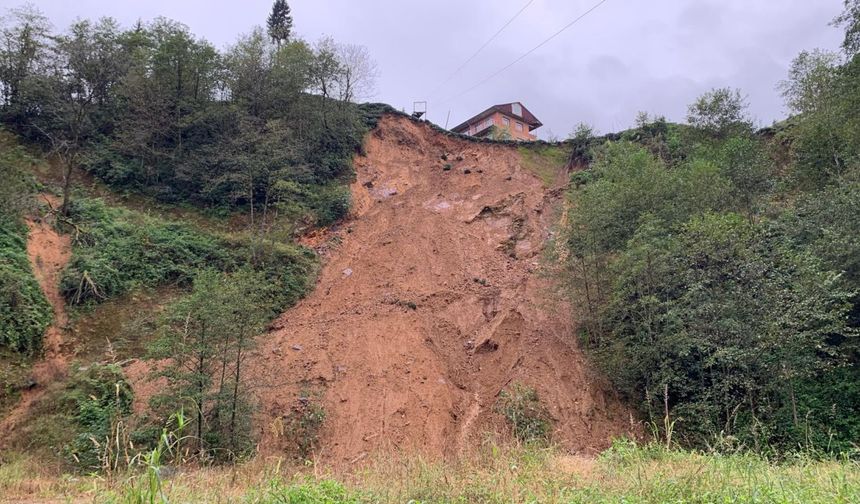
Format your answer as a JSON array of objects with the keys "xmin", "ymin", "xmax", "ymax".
[{"xmin": 451, "ymin": 102, "xmax": 543, "ymax": 133}]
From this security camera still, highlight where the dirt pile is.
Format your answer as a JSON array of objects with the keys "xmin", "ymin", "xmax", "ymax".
[{"xmin": 252, "ymin": 115, "xmax": 635, "ymax": 463}]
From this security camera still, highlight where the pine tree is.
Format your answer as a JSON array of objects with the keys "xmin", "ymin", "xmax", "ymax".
[{"xmin": 267, "ymin": 0, "xmax": 293, "ymax": 47}]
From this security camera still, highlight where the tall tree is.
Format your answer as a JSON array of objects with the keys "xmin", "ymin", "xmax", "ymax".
[
  {"xmin": 266, "ymin": 0, "xmax": 293, "ymax": 48},
  {"xmin": 833, "ymin": 0, "xmax": 860, "ymax": 57},
  {"xmin": 334, "ymin": 42, "xmax": 378, "ymax": 103}
]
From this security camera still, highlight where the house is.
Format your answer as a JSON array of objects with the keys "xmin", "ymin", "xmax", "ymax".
[{"xmin": 451, "ymin": 102, "xmax": 542, "ymax": 141}]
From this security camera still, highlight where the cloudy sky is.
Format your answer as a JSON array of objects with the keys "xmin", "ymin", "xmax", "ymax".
[{"xmin": 15, "ymin": 0, "xmax": 846, "ymax": 138}]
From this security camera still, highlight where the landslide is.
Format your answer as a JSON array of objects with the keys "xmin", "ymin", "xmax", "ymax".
[{"xmin": 253, "ymin": 115, "xmax": 635, "ymax": 463}]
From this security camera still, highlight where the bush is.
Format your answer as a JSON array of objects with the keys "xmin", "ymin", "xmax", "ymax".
[
  {"xmin": 0, "ymin": 139, "xmax": 51, "ymax": 355},
  {"xmin": 496, "ymin": 384, "xmax": 551, "ymax": 443},
  {"xmin": 60, "ymin": 363, "xmax": 134, "ymax": 471},
  {"xmin": 59, "ymin": 198, "xmax": 317, "ymax": 313},
  {"xmin": 0, "ymin": 226, "xmax": 52, "ymax": 355}
]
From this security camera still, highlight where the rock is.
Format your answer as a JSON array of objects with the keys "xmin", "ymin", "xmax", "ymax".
[
  {"xmin": 291, "ymin": 344, "xmax": 303, "ymax": 351},
  {"xmin": 343, "ymin": 268, "xmax": 353, "ymax": 277}
]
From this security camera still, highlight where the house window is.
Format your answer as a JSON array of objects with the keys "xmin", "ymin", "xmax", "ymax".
[
  {"xmin": 502, "ymin": 117, "xmax": 510, "ymax": 127},
  {"xmin": 516, "ymin": 122, "xmax": 524, "ymax": 132},
  {"xmin": 512, "ymin": 103, "xmax": 522, "ymax": 116}
]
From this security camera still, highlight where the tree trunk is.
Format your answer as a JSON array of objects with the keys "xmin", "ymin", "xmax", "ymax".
[{"xmin": 229, "ymin": 343, "xmax": 243, "ymax": 456}]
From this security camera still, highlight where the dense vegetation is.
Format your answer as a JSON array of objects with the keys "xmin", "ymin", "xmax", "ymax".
[
  {"xmin": 0, "ymin": 3, "xmax": 373, "ymax": 226},
  {"xmin": 0, "ymin": 143, "xmax": 51, "ymax": 355},
  {"xmin": 563, "ymin": 7, "xmax": 860, "ymax": 456},
  {"xmin": 0, "ymin": 0, "xmax": 354, "ymax": 466},
  {"xmin": 58, "ymin": 197, "xmax": 315, "ymax": 311}
]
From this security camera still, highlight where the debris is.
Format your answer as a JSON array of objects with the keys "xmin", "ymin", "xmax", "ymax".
[
  {"xmin": 343, "ymin": 268, "xmax": 353, "ymax": 277},
  {"xmin": 291, "ymin": 344, "xmax": 303, "ymax": 351}
]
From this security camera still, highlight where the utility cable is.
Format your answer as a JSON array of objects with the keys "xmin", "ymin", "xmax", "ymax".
[
  {"xmin": 441, "ymin": 0, "xmax": 610, "ymax": 104},
  {"xmin": 428, "ymin": 0, "xmax": 535, "ymax": 98}
]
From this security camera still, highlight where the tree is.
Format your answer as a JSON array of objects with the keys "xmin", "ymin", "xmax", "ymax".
[
  {"xmin": 149, "ymin": 269, "xmax": 226, "ymax": 456},
  {"xmin": 266, "ymin": 0, "xmax": 293, "ymax": 48},
  {"xmin": 334, "ymin": 42, "xmax": 378, "ymax": 102},
  {"xmin": 686, "ymin": 88, "xmax": 753, "ymax": 139},
  {"xmin": 149, "ymin": 268, "xmax": 273, "ymax": 460},
  {"xmin": 780, "ymin": 50, "xmax": 840, "ymax": 115},
  {"xmin": 779, "ymin": 50, "xmax": 859, "ymax": 188},
  {"xmin": 833, "ymin": 0, "xmax": 860, "ymax": 57},
  {"xmin": 0, "ymin": 5, "xmax": 50, "ymax": 115},
  {"xmin": 36, "ymin": 18, "xmax": 124, "ymax": 215}
]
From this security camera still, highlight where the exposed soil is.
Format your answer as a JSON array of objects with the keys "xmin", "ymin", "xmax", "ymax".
[
  {"xmin": 0, "ymin": 195, "xmax": 72, "ymax": 440},
  {"xmin": 251, "ymin": 115, "xmax": 637, "ymax": 464}
]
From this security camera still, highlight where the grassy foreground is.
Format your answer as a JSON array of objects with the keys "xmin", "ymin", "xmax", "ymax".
[{"xmin": 1, "ymin": 441, "xmax": 857, "ymax": 503}]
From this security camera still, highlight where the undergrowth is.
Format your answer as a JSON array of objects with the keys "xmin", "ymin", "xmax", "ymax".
[
  {"xmin": 0, "ymin": 143, "xmax": 52, "ymax": 355},
  {"xmin": 3, "ymin": 442, "xmax": 858, "ymax": 503},
  {"xmin": 496, "ymin": 383, "xmax": 552, "ymax": 443},
  {"xmin": 59, "ymin": 197, "xmax": 317, "ymax": 315}
]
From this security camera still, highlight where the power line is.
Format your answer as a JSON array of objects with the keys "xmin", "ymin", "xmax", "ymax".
[
  {"xmin": 440, "ymin": 0, "xmax": 610, "ymax": 105},
  {"xmin": 428, "ymin": 0, "xmax": 535, "ymax": 98}
]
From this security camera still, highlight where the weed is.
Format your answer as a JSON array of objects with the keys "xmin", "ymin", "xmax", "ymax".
[
  {"xmin": 280, "ymin": 389, "xmax": 327, "ymax": 460},
  {"xmin": 496, "ymin": 384, "xmax": 551, "ymax": 443}
]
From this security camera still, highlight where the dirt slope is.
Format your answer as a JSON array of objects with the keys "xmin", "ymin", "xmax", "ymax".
[
  {"xmin": 0, "ymin": 197, "xmax": 71, "ymax": 439},
  {"xmin": 252, "ymin": 115, "xmax": 635, "ymax": 463}
]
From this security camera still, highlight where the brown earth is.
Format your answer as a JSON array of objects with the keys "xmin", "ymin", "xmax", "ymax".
[
  {"xmin": 0, "ymin": 195, "xmax": 72, "ymax": 440},
  {"xmin": 251, "ymin": 115, "xmax": 636, "ymax": 464}
]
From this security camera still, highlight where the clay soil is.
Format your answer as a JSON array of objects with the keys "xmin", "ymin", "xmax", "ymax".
[{"xmin": 251, "ymin": 116, "xmax": 636, "ymax": 464}]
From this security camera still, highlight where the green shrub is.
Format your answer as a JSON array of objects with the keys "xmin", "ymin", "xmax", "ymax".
[
  {"xmin": 59, "ymin": 198, "xmax": 317, "ymax": 313},
  {"xmin": 0, "ymin": 225, "xmax": 52, "ymax": 355},
  {"xmin": 496, "ymin": 384, "xmax": 551, "ymax": 443},
  {"xmin": 60, "ymin": 363, "xmax": 134, "ymax": 471},
  {"xmin": 312, "ymin": 184, "xmax": 352, "ymax": 227},
  {"xmin": 259, "ymin": 479, "xmax": 360, "ymax": 504}
]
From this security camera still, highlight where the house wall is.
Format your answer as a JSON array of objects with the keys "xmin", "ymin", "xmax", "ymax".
[{"xmin": 466, "ymin": 112, "xmax": 536, "ymax": 141}]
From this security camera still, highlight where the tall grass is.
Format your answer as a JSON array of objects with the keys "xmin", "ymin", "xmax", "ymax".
[{"xmin": 2, "ymin": 441, "xmax": 857, "ymax": 503}]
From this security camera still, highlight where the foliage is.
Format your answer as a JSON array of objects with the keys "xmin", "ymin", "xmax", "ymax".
[
  {"xmin": 496, "ymin": 384, "xmax": 551, "ymax": 443},
  {"xmin": 686, "ymin": 87, "xmax": 754, "ymax": 139},
  {"xmin": 59, "ymin": 198, "xmax": 232, "ymax": 305},
  {"xmin": 60, "ymin": 363, "xmax": 134, "ymax": 472},
  {"xmin": 0, "ymin": 8, "xmax": 375, "ymax": 230},
  {"xmin": 147, "ymin": 268, "xmax": 275, "ymax": 461},
  {"xmin": 0, "ymin": 141, "xmax": 51, "ymax": 355},
  {"xmin": 780, "ymin": 50, "xmax": 860, "ymax": 189},
  {"xmin": 266, "ymin": 0, "xmax": 293, "ymax": 47},
  {"xmin": 59, "ymin": 198, "xmax": 316, "ymax": 312},
  {"xmin": 833, "ymin": 0, "xmax": 860, "ymax": 56},
  {"xmin": 565, "ymin": 80, "xmax": 860, "ymax": 456}
]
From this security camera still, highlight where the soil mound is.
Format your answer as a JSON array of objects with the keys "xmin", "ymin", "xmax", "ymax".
[{"xmin": 252, "ymin": 116, "xmax": 635, "ymax": 463}]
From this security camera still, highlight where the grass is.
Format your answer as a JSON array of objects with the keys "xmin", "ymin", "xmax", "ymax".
[
  {"xmin": 1, "ymin": 441, "xmax": 857, "ymax": 503},
  {"xmin": 518, "ymin": 144, "xmax": 571, "ymax": 187}
]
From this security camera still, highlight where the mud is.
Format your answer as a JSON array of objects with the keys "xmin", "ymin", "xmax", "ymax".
[{"xmin": 251, "ymin": 116, "xmax": 636, "ymax": 464}]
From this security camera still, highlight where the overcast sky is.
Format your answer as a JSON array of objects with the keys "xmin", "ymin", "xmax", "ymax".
[{"xmin": 12, "ymin": 0, "xmax": 846, "ymax": 138}]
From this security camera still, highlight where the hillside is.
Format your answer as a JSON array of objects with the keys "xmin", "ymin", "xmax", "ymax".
[{"xmin": 244, "ymin": 115, "xmax": 634, "ymax": 463}]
